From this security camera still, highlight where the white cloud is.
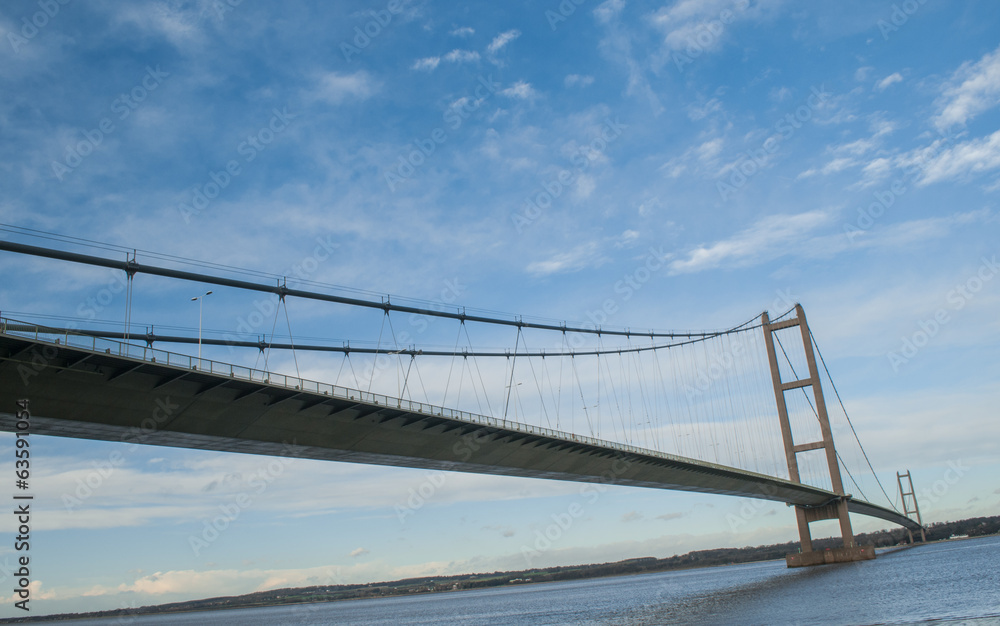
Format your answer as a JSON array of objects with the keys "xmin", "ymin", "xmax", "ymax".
[
  {"xmin": 696, "ymin": 138, "xmax": 723, "ymax": 162},
  {"xmin": 919, "ymin": 130, "xmax": 1000, "ymax": 186},
  {"xmin": 487, "ymin": 29, "xmax": 521, "ymax": 55},
  {"xmin": 687, "ymin": 99, "xmax": 723, "ymax": 121},
  {"xmin": 111, "ymin": 4, "xmax": 202, "ymax": 49},
  {"xmin": 443, "ymin": 49, "xmax": 480, "ymax": 63},
  {"xmin": 870, "ymin": 118, "xmax": 897, "ymax": 138},
  {"xmin": 595, "ymin": 0, "xmax": 663, "ymax": 114},
  {"xmin": 500, "ymin": 81, "xmax": 535, "ymax": 99},
  {"xmin": 770, "ymin": 86, "xmax": 792, "ymax": 102},
  {"xmin": 668, "ymin": 210, "xmax": 832, "ymax": 274},
  {"xmin": 669, "ymin": 209, "xmax": 988, "ymax": 276},
  {"xmin": 617, "ymin": 229, "xmax": 640, "ymax": 246},
  {"xmin": 80, "ymin": 565, "xmax": 345, "ymax": 599},
  {"xmin": 651, "ymin": 0, "xmax": 730, "ymax": 24},
  {"xmin": 35, "ymin": 451, "xmax": 591, "ymax": 534},
  {"xmin": 411, "ymin": 57, "xmax": 440, "ymax": 71},
  {"xmin": 804, "ymin": 122, "xmax": 893, "ymax": 183},
  {"xmin": 661, "ymin": 161, "xmax": 687, "ymax": 178},
  {"xmin": 349, "ymin": 547, "xmax": 370, "ymax": 558},
  {"xmin": 1, "ymin": 581, "xmax": 56, "ymax": 604},
  {"xmin": 650, "ymin": 0, "xmax": 768, "ymax": 54},
  {"xmin": 565, "ymin": 74, "xmax": 595, "ymax": 88},
  {"xmin": 310, "ymin": 71, "xmax": 376, "ymax": 104},
  {"xmin": 934, "ymin": 44, "xmax": 1000, "ymax": 131},
  {"xmin": 832, "ymin": 138, "xmax": 877, "ymax": 156},
  {"xmin": 574, "ymin": 174, "xmax": 596, "ymax": 199},
  {"xmin": 860, "ymin": 157, "xmax": 892, "ymax": 185},
  {"xmin": 526, "ymin": 241, "xmax": 605, "ymax": 276},
  {"xmin": 820, "ymin": 157, "xmax": 856, "ymax": 175},
  {"xmin": 450, "ymin": 26, "xmax": 475, "ymax": 37},
  {"xmin": 875, "ymin": 72, "xmax": 903, "ymax": 92},
  {"xmin": 867, "ymin": 210, "xmax": 989, "ymax": 248},
  {"xmin": 658, "ymin": 134, "xmax": 724, "ymax": 179},
  {"xmin": 594, "ymin": 0, "xmax": 625, "ymax": 24}
]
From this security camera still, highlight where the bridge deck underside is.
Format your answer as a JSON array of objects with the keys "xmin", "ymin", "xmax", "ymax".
[{"xmin": 0, "ymin": 334, "xmax": 920, "ymax": 531}]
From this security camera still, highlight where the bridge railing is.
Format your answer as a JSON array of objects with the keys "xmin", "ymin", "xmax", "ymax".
[{"xmin": 2, "ymin": 318, "xmax": 721, "ymax": 468}]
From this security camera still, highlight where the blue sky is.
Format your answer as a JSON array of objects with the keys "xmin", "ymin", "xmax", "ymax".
[{"xmin": 1, "ymin": 0, "xmax": 999, "ymax": 616}]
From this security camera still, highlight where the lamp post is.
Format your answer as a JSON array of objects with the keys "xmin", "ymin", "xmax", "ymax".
[{"xmin": 191, "ymin": 290, "xmax": 213, "ymax": 363}]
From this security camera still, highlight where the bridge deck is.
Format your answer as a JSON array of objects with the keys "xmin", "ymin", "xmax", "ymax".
[{"xmin": 0, "ymin": 327, "xmax": 920, "ymax": 531}]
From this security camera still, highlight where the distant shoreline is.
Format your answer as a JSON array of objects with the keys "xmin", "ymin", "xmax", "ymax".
[{"xmin": 5, "ymin": 516, "xmax": 997, "ymax": 624}]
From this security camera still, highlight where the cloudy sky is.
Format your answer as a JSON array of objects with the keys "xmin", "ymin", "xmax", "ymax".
[{"xmin": 1, "ymin": 0, "xmax": 999, "ymax": 617}]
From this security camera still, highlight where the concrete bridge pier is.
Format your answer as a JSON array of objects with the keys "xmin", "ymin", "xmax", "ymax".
[{"xmin": 785, "ymin": 499, "xmax": 875, "ymax": 567}]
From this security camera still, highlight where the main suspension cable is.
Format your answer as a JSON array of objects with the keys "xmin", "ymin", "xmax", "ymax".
[
  {"xmin": 810, "ymin": 328, "xmax": 898, "ymax": 511},
  {"xmin": 0, "ymin": 238, "xmax": 761, "ymax": 340}
]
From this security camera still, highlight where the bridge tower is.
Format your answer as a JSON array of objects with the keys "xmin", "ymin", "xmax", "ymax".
[
  {"xmin": 761, "ymin": 304, "xmax": 876, "ymax": 567},
  {"xmin": 896, "ymin": 470, "xmax": 927, "ymax": 543}
]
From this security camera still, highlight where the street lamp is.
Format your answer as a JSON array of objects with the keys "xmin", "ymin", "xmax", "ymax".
[{"xmin": 191, "ymin": 290, "xmax": 213, "ymax": 363}]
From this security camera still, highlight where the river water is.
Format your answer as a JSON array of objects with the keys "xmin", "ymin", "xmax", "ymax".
[{"xmin": 51, "ymin": 535, "xmax": 1000, "ymax": 625}]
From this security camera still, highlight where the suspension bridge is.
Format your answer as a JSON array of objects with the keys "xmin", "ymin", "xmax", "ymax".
[{"xmin": 0, "ymin": 237, "xmax": 926, "ymax": 567}]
